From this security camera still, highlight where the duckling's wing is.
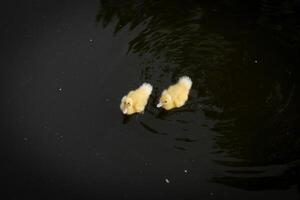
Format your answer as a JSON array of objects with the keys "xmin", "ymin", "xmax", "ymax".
[{"xmin": 174, "ymin": 93, "xmax": 188, "ymax": 107}]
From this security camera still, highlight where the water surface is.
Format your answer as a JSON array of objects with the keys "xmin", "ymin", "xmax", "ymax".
[{"xmin": 1, "ymin": 0, "xmax": 300, "ymax": 199}]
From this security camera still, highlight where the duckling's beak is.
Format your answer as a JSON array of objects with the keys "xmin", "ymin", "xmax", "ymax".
[
  {"xmin": 157, "ymin": 102, "xmax": 162, "ymax": 108},
  {"xmin": 123, "ymin": 108, "xmax": 128, "ymax": 114}
]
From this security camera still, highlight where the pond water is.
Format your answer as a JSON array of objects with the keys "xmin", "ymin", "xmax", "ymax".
[{"xmin": 1, "ymin": 0, "xmax": 300, "ymax": 199}]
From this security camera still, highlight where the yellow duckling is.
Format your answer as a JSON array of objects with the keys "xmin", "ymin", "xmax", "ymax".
[
  {"xmin": 120, "ymin": 83, "xmax": 153, "ymax": 115},
  {"xmin": 157, "ymin": 76, "xmax": 192, "ymax": 110}
]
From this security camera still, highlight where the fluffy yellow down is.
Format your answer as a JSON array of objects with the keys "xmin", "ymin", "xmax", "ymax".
[
  {"xmin": 157, "ymin": 76, "xmax": 192, "ymax": 110},
  {"xmin": 120, "ymin": 83, "xmax": 153, "ymax": 115}
]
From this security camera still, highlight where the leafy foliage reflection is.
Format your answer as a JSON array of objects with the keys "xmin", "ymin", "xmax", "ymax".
[{"xmin": 97, "ymin": 0, "xmax": 300, "ymax": 190}]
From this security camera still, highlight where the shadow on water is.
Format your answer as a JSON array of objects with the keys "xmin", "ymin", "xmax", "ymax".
[
  {"xmin": 155, "ymin": 108, "xmax": 196, "ymax": 119},
  {"xmin": 122, "ymin": 114, "xmax": 134, "ymax": 124},
  {"xmin": 97, "ymin": 0, "xmax": 300, "ymax": 191},
  {"xmin": 139, "ymin": 121, "xmax": 167, "ymax": 135}
]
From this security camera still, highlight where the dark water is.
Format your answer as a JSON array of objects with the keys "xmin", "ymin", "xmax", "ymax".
[{"xmin": 1, "ymin": 0, "xmax": 300, "ymax": 199}]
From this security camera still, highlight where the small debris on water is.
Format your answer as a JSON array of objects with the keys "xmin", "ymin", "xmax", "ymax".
[
  {"xmin": 89, "ymin": 38, "xmax": 93, "ymax": 43},
  {"xmin": 165, "ymin": 178, "xmax": 170, "ymax": 184},
  {"xmin": 184, "ymin": 169, "xmax": 188, "ymax": 173},
  {"xmin": 254, "ymin": 60, "xmax": 258, "ymax": 64},
  {"xmin": 58, "ymin": 88, "xmax": 63, "ymax": 92}
]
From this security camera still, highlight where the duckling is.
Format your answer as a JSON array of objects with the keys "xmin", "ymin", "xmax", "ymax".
[
  {"xmin": 157, "ymin": 76, "xmax": 192, "ymax": 110},
  {"xmin": 120, "ymin": 83, "xmax": 153, "ymax": 115}
]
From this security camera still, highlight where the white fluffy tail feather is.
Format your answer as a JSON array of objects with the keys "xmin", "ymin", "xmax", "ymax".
[
  {"xmin": 178, "ymin": 76, "xmax": 192, "ymax": 89},
  {"xmin": 141, "ymin": 83, "xmax": 153, "ymax": 94}
]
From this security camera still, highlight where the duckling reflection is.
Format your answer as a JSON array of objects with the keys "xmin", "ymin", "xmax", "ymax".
[{"xmin": 122, "ymin": 114, "xmax": 134, "ymax": 124}]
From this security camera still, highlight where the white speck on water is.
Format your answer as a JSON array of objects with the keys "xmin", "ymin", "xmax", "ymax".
[
  {"xmin": 58, "ymin": 88, "xmax": 63, "ymax": 92},
  {"xmin": 184, "ymin": 169, "xmax": 188, "ymax": 173},
  {"xmin": 254, "ymin": 60, "xmax": 258, "ymax": 63},
  {"xmin": 165, "ymin": 178, "xmax": 170, "ymax": 184},
  {"xmin": 89, "ymin": 38, "xmax": 93, "ymax": 43}
]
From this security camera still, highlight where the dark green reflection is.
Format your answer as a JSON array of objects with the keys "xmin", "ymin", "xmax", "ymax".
[{"xmin": 97, "ymin": 0, "xmax": 300, "ymax": 190}]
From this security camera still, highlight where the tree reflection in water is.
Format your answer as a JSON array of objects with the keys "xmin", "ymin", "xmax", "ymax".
[{"xmin": 96, "ymin": 0, "xmax": 300, "ymax": 191}]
